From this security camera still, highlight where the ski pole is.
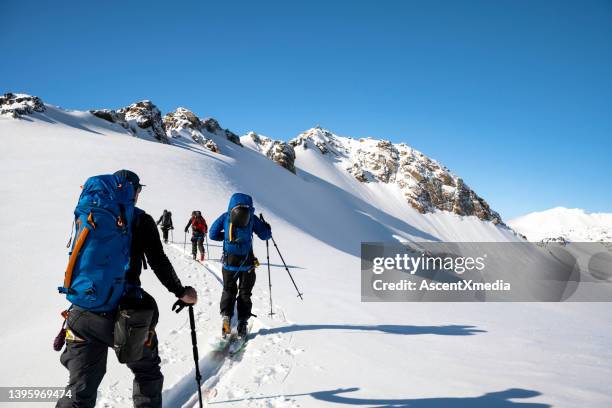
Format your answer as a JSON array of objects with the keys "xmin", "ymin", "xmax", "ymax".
[
  {"xmin": 172, "ymin": 301, "xmax": 203, "ymax": 408},
  {"xmin": 183, "ymin": 231, "xmax": 187, "ymax": 253},
  {"xmin": 205, "ymin": 234, "xmax": 210, "ymax": 260},
  {"xmin": 171, "ymin": 229, "xmax": 174, "ymax": 243},
  {"xmin": 266, "ymin": 239, "xmax": 274, "ymax": 316},
  {"xmin": 260, "ymin": 214, "xmax": 303, "ymax": 300}
]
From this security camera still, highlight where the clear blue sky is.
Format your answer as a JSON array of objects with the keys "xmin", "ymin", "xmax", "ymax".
[{"xmin": 2, "ymin": 0, "xmax": 611, "ymax": 219}]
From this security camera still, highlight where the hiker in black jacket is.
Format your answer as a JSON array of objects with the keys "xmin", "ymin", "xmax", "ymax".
[
  {"xmin": 156, "ymin": 209, "xmax": 174, "ymax": 243},
  {"xmin": 57, "ymin": 170, "xmax": 198, "ymax": 408}
]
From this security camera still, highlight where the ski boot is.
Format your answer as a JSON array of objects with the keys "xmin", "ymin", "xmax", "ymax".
[
  {"xmin": 222, "ymin": 316, "xmax": 231, "ymax": 339},
  {"xmin": 192, "ymin": 253, "xmax": 196, "ymax": 260},
  {"xmin": 237, "ymin": 320, "xmax": 248, "ymax": 339},
  {"xmin": 200, "ymin": 253, "xmax": 205, "ymax": 262}
]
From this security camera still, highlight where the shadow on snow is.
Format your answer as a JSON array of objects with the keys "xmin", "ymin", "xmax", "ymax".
[
  {"xmin": 257, "ymin": 324, "xmax": 486, "ymax": 337},
  {"xmin": 212, "ymin": 387, "xmax": 550, "ymax": 407}
]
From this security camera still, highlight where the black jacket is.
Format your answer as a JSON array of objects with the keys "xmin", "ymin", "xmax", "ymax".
[
  {"xmin": 157, "ymin": 211, "xmax": 173, "ymax": 229},
  {"xmin": 126, "ymin": 208, "xmax": 185, "ymax": 297}
]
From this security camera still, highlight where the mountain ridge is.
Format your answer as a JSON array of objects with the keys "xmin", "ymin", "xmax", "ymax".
[{"xmin": 2, "ymin": 91, "xmax": 504, "ymax": 225}]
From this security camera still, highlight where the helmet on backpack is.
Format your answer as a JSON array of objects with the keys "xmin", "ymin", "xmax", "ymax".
[{"xmin": 223, "ymin": 193, "xmax": 254, "ymax": 255}]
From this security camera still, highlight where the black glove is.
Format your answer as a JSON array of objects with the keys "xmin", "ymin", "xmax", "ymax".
[
  {"xmin": 172, "ymin": 286, "xmax": 198, "ymax": 313},
  {"xmin": 184, "ymin": 227, "xmax": 189, "ymax": 233}
]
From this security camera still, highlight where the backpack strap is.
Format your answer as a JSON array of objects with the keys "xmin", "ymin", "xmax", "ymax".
[{"xmin": 59, "ymin": 213, "xmax": 96, "ymax": 294}]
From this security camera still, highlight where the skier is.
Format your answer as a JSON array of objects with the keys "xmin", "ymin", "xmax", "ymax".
[
  {"xmin": 185, "ymin": 210, "xmax": 208, "ymax": 261},
  {"xmin": 57, "ymin": 170, "xmax": 198, "ymax": 408},
  {"xmin": 156, "ymin": 209, "xmax": 174, "ymax": 243},
  {"xmin": 209, "ymin": 193, "xmax": 271, "ymax": 338}
]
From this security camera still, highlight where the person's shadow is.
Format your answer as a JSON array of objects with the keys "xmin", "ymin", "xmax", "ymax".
[
  {"xmin": 309, "ymin": 387, "xmax": 551, "ymax": 407},
  {"xmin": 212, "ymin": 387, "xmax": 550, "ymax": 407},
  {"xmin": 257, "ymin": 324, "xmax": 486, "ymax": 337}
]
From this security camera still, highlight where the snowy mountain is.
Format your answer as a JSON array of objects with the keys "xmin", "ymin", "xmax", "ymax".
[
  {"xmin": 2, "ymin": 93, "xmax": 611, "ymax": 408},
  {"xmin": 509, "ymin": 207, "xmax": 612, "ymax": 242}
]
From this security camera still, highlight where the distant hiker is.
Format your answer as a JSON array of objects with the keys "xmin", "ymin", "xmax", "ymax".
[
  {"xmin": 156, "ymin": 209, "xmax": 174, "ymax": 243},
  {"xmin": 209, "ymin": 193, "xmax": 271, "ymax": 338},
  {"xmin": 56, "ymin": 170, "xmax": 198, "ymax": 408},
  {"xmin": 185, "ymin": 210, "xmax": 208, "ymax": 261}
]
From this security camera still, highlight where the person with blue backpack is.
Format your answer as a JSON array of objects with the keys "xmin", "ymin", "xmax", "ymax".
[
  {"xmin": 56, "ymin": 170, "xmax": 198, "ymax": 408},
  {"xmin": 209, "ymin": 193, "xmax": 271, "ymax": 338}
]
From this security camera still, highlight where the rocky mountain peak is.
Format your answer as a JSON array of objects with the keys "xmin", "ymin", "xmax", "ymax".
[
  {"xmin": 0, "ymin": 93, "xmax": 46, "ymax": 117},
  {"xmin": 290, "ymin": 127, "xmax": 503, "ymax": 224},
  {"xmin": 162, "ymin": 107, "xmax": 200, "ymax": 132},
  {"xmin": 90, "ymin": 100, "xmax": 169, "ymax": 143},
  {"xmin": 289, "ymin": 126, "xmax": 346, "ymax": 156}
]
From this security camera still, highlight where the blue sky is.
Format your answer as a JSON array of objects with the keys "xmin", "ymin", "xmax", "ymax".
[{"xmin": 2, "ymin": 0, "xmax": 611, "ymax": 219}]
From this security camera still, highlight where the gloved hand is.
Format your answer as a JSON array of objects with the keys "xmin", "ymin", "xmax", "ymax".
[
  {"xmin": 180, "ymin": 286, "xmax": 198, "ymax": 305},
  {"xmin": 170, "ymin": 227, "xmax": 174, "ymax": 230},
  {"xmin": 184, "ymin": 227, "xmax": 189, "ymax": 233},
  {"xmin": 259, "ymin": 213, "xmax": 271, "ymax": 231}
]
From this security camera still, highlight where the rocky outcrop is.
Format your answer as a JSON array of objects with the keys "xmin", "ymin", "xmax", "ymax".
[
  {"xmin": 90, "ymin": 100, "xmax": 169, "ymax": 143},
  {"xmin": 291, "ymin": 127, "xmax": 504, "ymax": 225},
  {"xmin": 200, "ymin": 118, "xmax": 242, "ymax": 146},
  {"xmin": 162, "ymin": 108, "xmax": 241, "ymax": 152},
  {"xmin": 247, "ymin": 132, "xmax": 296, "ymax": 173},
  {"xmin": 118, "ymin": 101, "xmax": 168, "ymax": 143},
  {"xmin": 90, "ymin": 109, "xmax": 131, "ymax": 131},
  {"xmin": 163, "ymin": 108, "xmax": 218, "ymax": 152},
  {"xmin": 162, "ymin": 107, "xmax": 200, "ymax": 132},
  {"xmin": 0, "ymin": 93, "xmax": 46, "ymax": 117},
  {"xmin": 190, "ymin": 131, "xmax": 220, "ymax": 153},
  {"xmin": 289, "ymin": 126, "xmax": 342, "ymax": 156}
]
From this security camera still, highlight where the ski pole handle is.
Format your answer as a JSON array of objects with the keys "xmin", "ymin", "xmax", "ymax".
[{"xmin": 172, "ymin": 299, "xmax": 188, "ymax": 313}]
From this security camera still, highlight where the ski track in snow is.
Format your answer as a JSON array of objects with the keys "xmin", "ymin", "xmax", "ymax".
[{"xmin": 98, "ymin": 241, "xmax": 302, "ymax": 407}]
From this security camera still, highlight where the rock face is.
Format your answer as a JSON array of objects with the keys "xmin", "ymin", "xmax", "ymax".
[
  {"xmin": 162, "ymin": 108, "xmax": 219, "ymax": 153},
  {"xmin": 290, "ymin": 127, "xmax": 504, "ymax": 224},
  {"xmin": 0, "ymin": 93, "xmax": 46, "ymax": 117},
  {"xmin": 247, "ymin": 132, "xmax": 296, "ymax": 173},
  {"xmin": 90, "ymin": 100, "xmax": 169, "ymax": 143},
  {"xmin": 201, "ymin": 117, "xmax": 242, "ymax": 146},
  {"xmin": 162, "ymin": 108, "xmax": 242, "ymax": 153}
]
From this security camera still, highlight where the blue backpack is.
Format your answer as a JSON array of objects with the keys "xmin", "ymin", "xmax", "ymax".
[
  {"xmin": 58, "ymin": 174, "xmax": 136, "ymax": 312},
  {"xmin": 223, "ymin": 193, "xmax": 255, "ymax": 259}
]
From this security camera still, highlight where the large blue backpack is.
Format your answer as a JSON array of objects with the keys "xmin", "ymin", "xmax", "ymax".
[
  {"xmin": 223, "ymin": 193, "xmax": 255, "ymax": 261},
  {"xmin": 58, "ymin": 174, "xmax": 136, "ymax": 312}
]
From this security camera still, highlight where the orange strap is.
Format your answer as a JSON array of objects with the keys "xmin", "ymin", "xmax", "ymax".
[{"xmin": 63, "ymin": 225, "xmax": 90, "ymax": 290}]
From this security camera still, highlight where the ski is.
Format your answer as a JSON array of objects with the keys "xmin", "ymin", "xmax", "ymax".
[
  {"xmin": 208, "ymin": 332, "xmax": 235, "ymax": 352},
  {"xmin": 228, "ymin": 321, "xmax": 253, "ymax": 356}
]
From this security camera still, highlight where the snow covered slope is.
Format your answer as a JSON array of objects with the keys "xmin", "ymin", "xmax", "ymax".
[
  {"xmin": 1, "ymin": 94, "xmax": 611, "ymax": 408},
  {"xmin": 510, "ymin": 207, "xmax": 612, "ymax": 242}
]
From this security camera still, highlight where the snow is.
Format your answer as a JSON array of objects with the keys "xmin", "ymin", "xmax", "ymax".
[
  {"xmin": 1, "ymin": 103, "xmax": 611, "ymax": 407},
  {"xmin": 509, "ymin": 207, "xmax": 612, "ymax": 242}
]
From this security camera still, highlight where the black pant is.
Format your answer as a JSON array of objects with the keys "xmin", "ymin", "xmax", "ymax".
[
  {"xmin": 161, "ymin": 228, "xmax": 170, "ymax": 242},
  {"xmin": 56, "ymin": 293, "xmax": 162, "ymax": 408},
  {"xmin": 191, "ymin": 234, "xmax": 204, "ymax": 257},
  {"xmin": 220, "ymin": 268, "xmax": 256, "ymax": 322}
]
